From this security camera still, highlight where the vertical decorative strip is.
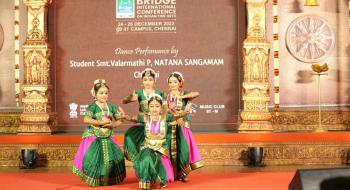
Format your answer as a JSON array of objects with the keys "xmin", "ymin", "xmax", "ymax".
[
  {"xmin": 14, "ymin": 0, "xmax": 20, "ymax": 106},
  {"xmin": 18, "ymin": 0, "xmax": 55, "ymax": 134},
  {"xmin": 348, "ymin": 0, "xmax": 350, "ymax": 33},
  {"xmin": 273, "ymin": 0, "xmax": 279, "ymax": 110},
  {"xmin": 239, "ymin": 0, "xmax": 273, "ymax": 132}
]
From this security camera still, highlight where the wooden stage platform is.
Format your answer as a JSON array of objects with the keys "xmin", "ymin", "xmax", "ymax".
[{"xmin": 1, "ymin": 132, "xmax": 350, "ymax": 167}]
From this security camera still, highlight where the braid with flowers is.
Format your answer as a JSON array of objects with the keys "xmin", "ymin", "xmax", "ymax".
[
  {"xmin": 167, "ymin": 71, "xmax": 184, "ymax": 89},
  {"xmin": 141, "ymin": 68, "xmax": 156, "ymax": 79},
  {"xmin": 148, "ymin": 94, "xmax": 163, "ymax": 105},
  {"xmin": 91, "ymin": 79, "xmax": 109, "ymax": 98}
]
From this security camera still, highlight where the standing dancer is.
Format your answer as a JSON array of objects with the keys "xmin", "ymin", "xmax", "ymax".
[
  {"xmin": 72, "ymin": 79, "xmax": 126, "ymax": 186},
  {"xmin": 166, "ymin": 72, "xmax": 204, "ymax": 181},
  {"xmin": 122, "ymin": 68, "xmax": 166, "ymax": 161}
]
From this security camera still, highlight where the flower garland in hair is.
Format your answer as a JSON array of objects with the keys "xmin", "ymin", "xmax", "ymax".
[
  {"xmin": 141, "ymin": 68, "xmax": 156, "ymax": 77},
  {"xmin": 91, "ymin": 79, "xmax": 107, "ymax": 98},
  {"xmin": 149, "ymin": 93, "xmax": 163, "ymax": 101},
  {"xmin": 94, "ymin": 79, "xmax": 106, "ymax": 85},
  {"xmin": 168, "ymin": 71, "xmax": 185, "ymax": 89}
]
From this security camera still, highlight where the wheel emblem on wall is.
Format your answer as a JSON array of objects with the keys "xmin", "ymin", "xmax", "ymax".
[{"xmin": 286, "ymin": 15, "xmax": 335, "ymax": 63}]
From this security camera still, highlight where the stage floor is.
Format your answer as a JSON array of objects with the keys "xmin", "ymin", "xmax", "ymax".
[
  {"xmin": 1, "ymin": 132, "xmax": 350, "ymax": 166},
  {"xmin": 0, "ymin": 165, "xmax": 348, "ymax": 190},
  {"xmin": 0, "ymin": 165, "xmax": 336, "ymax": 190}
]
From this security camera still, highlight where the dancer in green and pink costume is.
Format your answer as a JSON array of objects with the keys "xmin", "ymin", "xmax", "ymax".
[{"xmin": 72, "ymin": 79, "xmax": 126, "ymax": 186}]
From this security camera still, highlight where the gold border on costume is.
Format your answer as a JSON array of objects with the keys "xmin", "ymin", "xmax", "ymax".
[{"xmin": 190, "ymin": 160, "xmax": 205, "ymax": 170}]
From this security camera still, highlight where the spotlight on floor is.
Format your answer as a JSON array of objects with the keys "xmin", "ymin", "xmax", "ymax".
[
  {"xmin": 20, "ymin": 149, "xmax": 37, "ymax": 169},
  {"xmin": 247, "ymin": 147, "xmax": 265, "ymax": 167}
]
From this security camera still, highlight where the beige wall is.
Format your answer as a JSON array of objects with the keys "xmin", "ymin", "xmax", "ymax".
[
  {"xmin": 267, "ymin": 0, "xmax": 350, "ymax": 108},
  {"xmin": 0, "ymin": 0, "xmax": 26, "ymax": 108},
  {"xmin": 0, "ymin": 0, "xmax": 15, "ymax": 107}
]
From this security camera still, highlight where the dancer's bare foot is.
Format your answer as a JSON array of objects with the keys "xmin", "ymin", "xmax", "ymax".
[{"xmin": 180, "ymin": 176, "xmax": 188, "ymax": 182}]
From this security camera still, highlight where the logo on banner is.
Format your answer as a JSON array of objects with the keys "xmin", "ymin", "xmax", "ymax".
[
  {"xmin": 80, "ymin": 104, "xmax": 89, "ymax": 116},
  {"xmin": 116, "ymin": 0, "xmax": 135, "ymax": 19},
  {"xmin": 189, "ymin": 103, "xmax": 197, "ymax": 114},
  {"xmin": 69, "ymin": 103, "xmax": 78, "ymax": 118},
  {"xmin": 199, "ymin": 104, "xmax": 225, "ymax": 114}
]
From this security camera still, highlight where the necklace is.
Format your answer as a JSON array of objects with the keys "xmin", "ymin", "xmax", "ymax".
[
  {"xmin": 168, "ymin": 91, "xmax": 183, "ymax": 110},
  {"xmin": 143, "ymin": 89, "xmax": 155, "ymax": 100},
  {"xmin": 149, "ymin": 116, "xmax": 161, "ymax": 134},
  {"xmin": 96, "ymin": 102, "xmax": 110, "ymax": 120},
  {"xmin": 168, "ymin": 94, "xmax": 177, "ymax": 110}
]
